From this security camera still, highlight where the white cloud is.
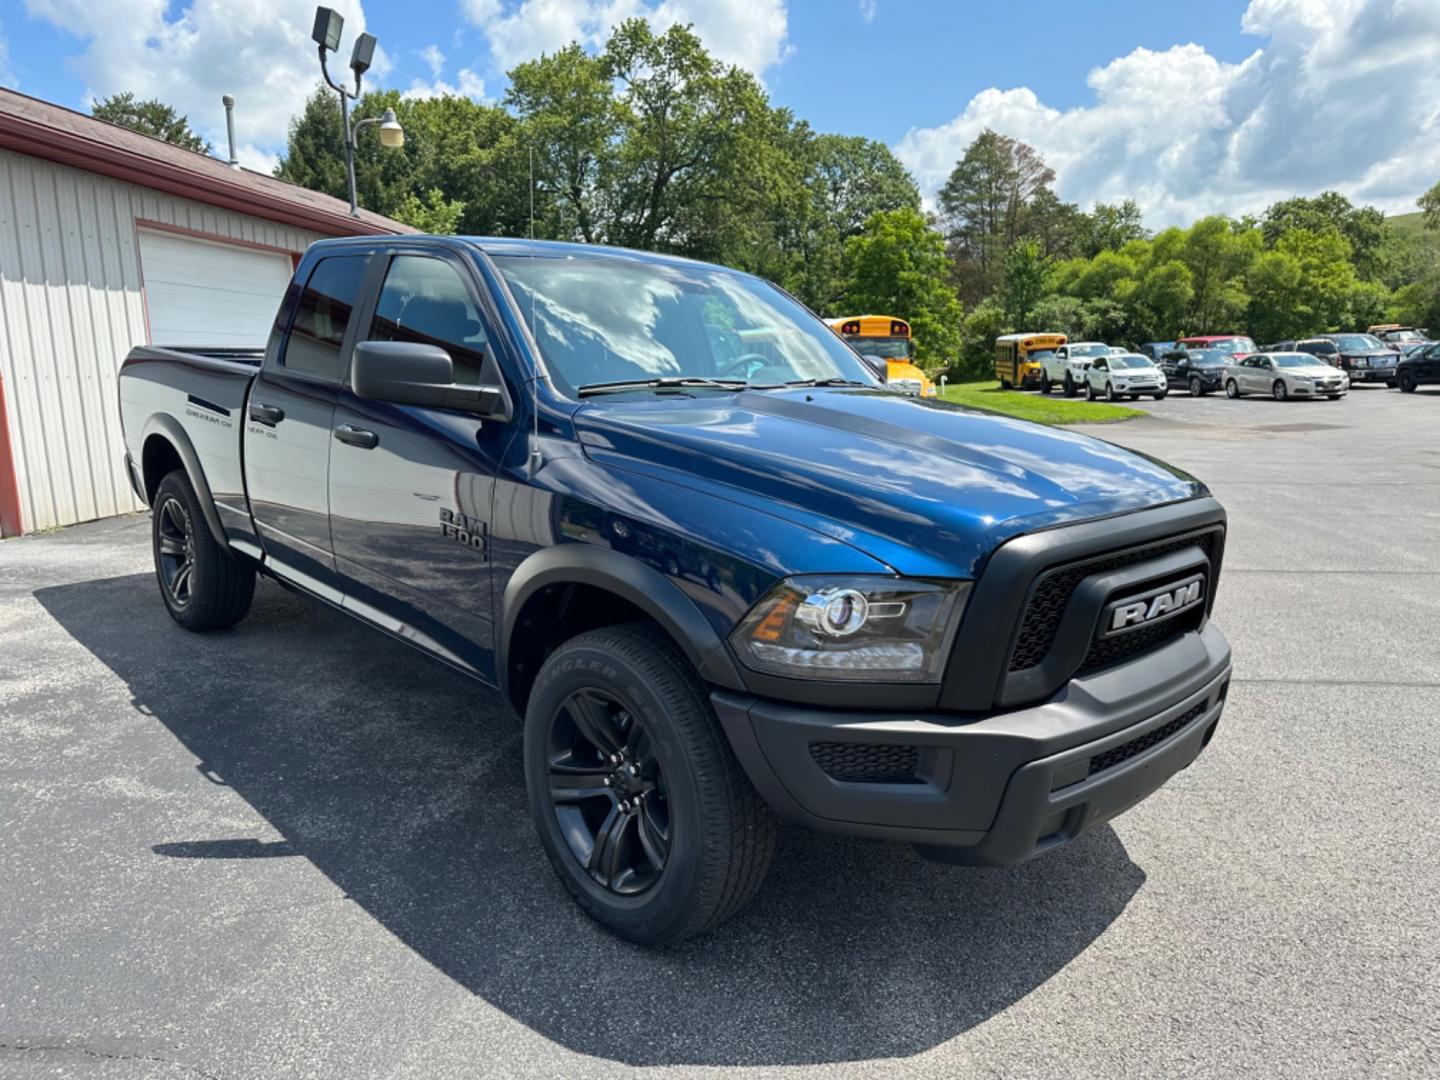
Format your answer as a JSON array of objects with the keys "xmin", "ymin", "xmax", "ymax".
[
  {"xmin": 895, "ymin": 0, "xmax": 1440, "ymax": 226},
  {"xmin": 403, "ymin": 68, "xmax": 487, "ymax": 101},
  {"xmin": 859, "ymin": 0, "xmax": 877, "ymax": 23},
  {"xmin": 23, "ymin": 0, "xmax": 383, "ymax": 167},
  {"xmin": 421, "ymin": 43, "xmax": 446, "ymax": 78},
  {"xmin": 464, "ymin": 0, "xmax": 791, "ymax": 77}
]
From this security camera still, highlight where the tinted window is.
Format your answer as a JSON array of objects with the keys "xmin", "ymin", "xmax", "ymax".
[
  {"xmin": 369, "ymin": 256, "xmax": 489, "ymax": 384},
  {"xmin": 282, "ymin": 255, "xmax": 369, "ymax": 380}
]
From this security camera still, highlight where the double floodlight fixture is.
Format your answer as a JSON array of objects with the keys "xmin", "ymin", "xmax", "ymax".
[{"xmin": 310, "ymin": 6, "xmax": 404, "ymax": 216}]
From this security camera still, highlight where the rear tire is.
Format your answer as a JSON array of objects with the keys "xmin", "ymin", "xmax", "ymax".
[
  {"xmin": 1399, "ymin": 369, "xmax": 1417, "ymax": 393},
  {"xmin": 151, "ymin": 470, "xmax": 255, "ymax": 631},
  {"xmin": 999, "ymin": 378, "xmax": 1012, "ymax": 390},
  {"xmin": 523, "ymin": 623, "xmax": 776, "ymax": 945}
]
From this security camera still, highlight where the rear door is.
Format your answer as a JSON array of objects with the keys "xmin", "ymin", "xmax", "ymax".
[
  {"xmin": 244, "ymin": 252, "xmax": 372, "ymax": 594},
  {"xmin": 327, "ymin": 249, "xmax": 513, "ymax": 679}
]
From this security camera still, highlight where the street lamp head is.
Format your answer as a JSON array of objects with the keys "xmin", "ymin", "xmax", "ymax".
[
  {"xmin": 311, "ymin": 6, "xmax": 343, "ymax": 52},
  {"xmin": 378, "ymin": 108, "xmax": 405, "ymax": 149},
  {"xmin": 350, "ymin": 32, "xmax": 377, "ymax": 76}
]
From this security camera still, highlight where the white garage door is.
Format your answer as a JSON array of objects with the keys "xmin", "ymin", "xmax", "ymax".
[{"xmin": 139, "ymin": 229, "xmax": 295, "ymax": 347}]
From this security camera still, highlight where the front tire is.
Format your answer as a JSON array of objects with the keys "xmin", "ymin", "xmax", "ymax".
[
  {"xmin": 1273, "ymin": 379, "xmax": 1288, "ymax": 401},
  {"xmin": 1189, "ymin": 376, "xmax": 1202, "ymax": 396},
  {"xmin": 1225, "ymin": 378, "xmax": 1240, "ymax": 399},
  {"xmin": 1106, "ymin": 382, "xmax": 1118, "ymax": 402},
  {"xmin": 1153, "ymin": 392, "xmax": 1167, "ymax": 401},
  {"xmin": 523, "ymin": 623, "xmax": 775, "ymax": 945},
  {"xmin": 151, "ymin": 470, "xmax": 255, "ymax": 631},
  {"xmin": 1040, "ymin": 376, "xmax": 1052, "ymax": 394},
  {"xmin": 1063, "ymin": 373, "xmax": 1077, "ymax": 398}
]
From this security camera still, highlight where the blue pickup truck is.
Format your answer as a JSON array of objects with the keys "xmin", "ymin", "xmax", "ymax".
[{"xmin": 119, "ymin": 236, "xmax": 1231, "ymax": 944}]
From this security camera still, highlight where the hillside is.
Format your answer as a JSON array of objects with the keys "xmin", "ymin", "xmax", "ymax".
[{"xmin": 1388, "ymin": 211, "xmax": 1426, "ymax": 237}]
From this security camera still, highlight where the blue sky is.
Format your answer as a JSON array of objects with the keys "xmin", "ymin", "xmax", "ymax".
[{"xmin": 2, "ymin": 1, "xmax": 1436, "ymax": 224}]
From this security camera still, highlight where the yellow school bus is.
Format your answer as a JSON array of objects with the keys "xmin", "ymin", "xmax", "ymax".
[
  {"xmin": 995, "ymin": 332, "xmax": 1067, "ymax": 390},
  {"xmin": 827, "ymin": 315, "xmax": 937, "ymax": 397}
]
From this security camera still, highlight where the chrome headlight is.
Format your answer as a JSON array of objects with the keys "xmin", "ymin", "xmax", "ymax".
[{"xmin": 730, "ymin": 575, "xmax": 969, "ymax": 683}]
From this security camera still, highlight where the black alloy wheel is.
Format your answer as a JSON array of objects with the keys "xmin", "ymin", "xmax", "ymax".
[
  {"xmin": 155, "ymin": 494, "xmax": 196, "ymax": 608},
  {"xmin": 545, "ymin": 688, "xmax": 670, "ymax": 896}
]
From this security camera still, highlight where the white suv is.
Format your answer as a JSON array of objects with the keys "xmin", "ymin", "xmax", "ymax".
[
  {"xmin": 1085, "ymin": 353, "xmax": 1168, "ymax": 401},
  {"xmin": 1041, "ymin": 342, "xmax": 1111, "ymax": 397}
]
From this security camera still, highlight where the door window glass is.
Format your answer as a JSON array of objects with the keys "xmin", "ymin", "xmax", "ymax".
[
  {"xmin": 281, "ymin": 255, "xmax": 369, "ymax": 381},
  {"xmin": 369, "ymin": 256, "xmax": 489, "ymax": 384}
]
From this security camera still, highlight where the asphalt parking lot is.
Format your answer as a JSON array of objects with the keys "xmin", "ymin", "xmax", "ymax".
[{"xmin": 2, "ymin": 384, "xmax": 1438, "ymax": 1079}]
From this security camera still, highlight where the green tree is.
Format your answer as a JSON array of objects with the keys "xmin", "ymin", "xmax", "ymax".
[
  {"xmin": 955, "ymin": 296, "xmax": 1010, "ymax": 379},
  {"xmin": 1180, "ymin": 217, "xmax": 1259, "ymax": 333},
  {"xmin": 1133, "ymin": 259, "xmax": 1194, "ymax": 339},
  {"xmin": 937, "ymin": 130, "xmax": 1056, "ymax": 304},
  {"xmin": 1079, "ymin": 199, "xmax": 1148, "ymax": 257},
  {"xmin": 999, "ymin": 239, "xmax": 1050, "ymax": 328},
  {"xmin": 1418, "ymin": 181, "xmax": 1440, "ymax": 232},
  {"xmin": 507, "ymin": 43, "xmax": 619, "ymax": 243},
  {"xmin": 1261, "ymin": 191, "xmax": 1388, "ymax": 282},
  {"xmin": 92, "ymin": 92, "xmax": 210, "ymax": 153},
  {"xmin": 842, "ymin": 208, "xmax": 963, "ymax": 368},
  {"xmin": 396, "ymin": 188, "xmax": 466, "ymax": 234}
]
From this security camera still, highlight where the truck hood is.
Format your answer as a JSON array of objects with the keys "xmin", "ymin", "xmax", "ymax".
[{"xmin": 573, "ymin": 388, "xmax": 1205, "ymax": 578}]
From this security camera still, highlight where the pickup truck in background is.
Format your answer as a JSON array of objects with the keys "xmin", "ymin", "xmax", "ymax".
[
  {"xmin": 119, "ymin": 236, "xmax": 1232, "ymax": 944},
  {"xmin": 1040, "ymin": 341, "xmax": 1111, "ymax": 397}
]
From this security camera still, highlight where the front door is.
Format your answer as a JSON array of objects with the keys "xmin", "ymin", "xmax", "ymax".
[
  {"xmin": 244, "ymin": 252, "xmax": 371, "ymax": 594},
  {"xmin": 327, "ymin": 251, "xmax": 511, "ymax": 680}
]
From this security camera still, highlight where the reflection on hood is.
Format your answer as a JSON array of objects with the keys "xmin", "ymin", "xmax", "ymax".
[{"xmin": 574, "ymin": 389, "xmax": 1206, "ymax": 577}]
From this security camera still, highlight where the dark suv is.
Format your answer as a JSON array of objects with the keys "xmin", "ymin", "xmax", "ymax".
[
  {"xmin": 1397, "ymin": 343, "xmax": 1440, "ymax": 392},
  {"xmin": 1160, "ymin": 347, "xmax": 1227, "ymax": 395},
  {"xmin": 1308, "ymin": 334, "xmax": 1397, "ymax": 385}
]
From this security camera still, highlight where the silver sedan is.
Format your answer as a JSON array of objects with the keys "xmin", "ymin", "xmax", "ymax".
[{"xmin": 1224, "ymin": 352, "xmax": 1348, "ymax": 400}]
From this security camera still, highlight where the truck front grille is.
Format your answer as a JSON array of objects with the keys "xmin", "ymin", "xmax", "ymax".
[
  {"xmin": 1008, "ymin": 530, "xmax": 1219, "ymax": 674},
  {"xmin": 809, "ymin": 741, "xmax": 920, "ymax": 784}
]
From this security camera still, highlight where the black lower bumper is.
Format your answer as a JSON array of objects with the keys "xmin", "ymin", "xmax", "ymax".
[{"xmin": 713, "ymin": 623, "xmax": 1231, "ymax": 866}]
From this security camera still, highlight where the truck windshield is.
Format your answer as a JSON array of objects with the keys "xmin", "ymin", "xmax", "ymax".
[{"xmin": 494, "ymin": 254, "xmax": 877, "ymax": 395}]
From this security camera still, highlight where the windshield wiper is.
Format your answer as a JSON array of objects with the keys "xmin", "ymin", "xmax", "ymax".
[
  {"xmin": 577, "ymin": 376, "xmax": 752, "ymax": 397},
  {"xmin": 779, "ymin": 377, "xmax": 868, "ymax": 388}
]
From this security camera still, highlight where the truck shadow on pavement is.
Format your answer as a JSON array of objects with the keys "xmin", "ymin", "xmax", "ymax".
[{"xmin": 37, "ymin": 573, "xmax": 1146, "ymax": 1068}]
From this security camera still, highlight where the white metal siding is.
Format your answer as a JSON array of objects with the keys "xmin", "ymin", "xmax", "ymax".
[
  {"xmin": 0, "ymin": 148, "xmax": 323, "ymax": 533},
  {"xmin": 138, "ymin": 229, "xmax": 294, "ymax": 347}
]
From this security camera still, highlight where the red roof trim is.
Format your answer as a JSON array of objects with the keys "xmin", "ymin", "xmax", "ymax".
[{"xmin": 0, "ymin": 105, "xmax": 401, "ymax": 238}]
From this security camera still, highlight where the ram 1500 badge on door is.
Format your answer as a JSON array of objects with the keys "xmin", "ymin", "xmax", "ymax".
[{"xmin": 119, "ymin": 236, "xmax": 1232, "ymax": 944}]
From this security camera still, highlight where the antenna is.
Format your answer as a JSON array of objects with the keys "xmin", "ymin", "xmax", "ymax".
[{"xmin": 527, "ymin": 145, "xmax": 543, "ymax": 478}]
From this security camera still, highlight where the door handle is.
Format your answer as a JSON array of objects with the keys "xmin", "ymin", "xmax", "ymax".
[
  {"xmin": 334, "ymin": 424, "xmax": 378, "ymax": 449},
  {"xmin": 249, "ymin": 401, "xmax": 284, "ymax": 425}
]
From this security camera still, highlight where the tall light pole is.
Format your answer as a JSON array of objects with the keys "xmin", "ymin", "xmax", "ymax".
[{"xmin": 311, "ymin": 6, "xmax": 402, "ymax": 217}]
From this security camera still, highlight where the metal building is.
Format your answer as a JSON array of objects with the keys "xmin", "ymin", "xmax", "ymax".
[{"xmin": 0, "ymin": 88, "xmax": 407, "ymax": 536}]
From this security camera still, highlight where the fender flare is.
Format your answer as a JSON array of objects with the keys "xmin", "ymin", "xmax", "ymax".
[
  {"xmin": 498, "ymin": 543, "xmax": 747, "ymax": 707},
  {"xmin": 139, "ymin": 414, "xmax": 231, "ymax": 554}
]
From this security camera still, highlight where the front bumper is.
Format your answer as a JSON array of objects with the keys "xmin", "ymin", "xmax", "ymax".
[
  {"xmin": 1346, "ymin": 367, "xmax": 1394, "ymax": 383},
  {"xmin": 1290, "ymin": 381, "xmax": 1348, "ymax": 396},
  {"xmin": 713, "ymin": 622, "xmax": 1230, "ymax": 866}
]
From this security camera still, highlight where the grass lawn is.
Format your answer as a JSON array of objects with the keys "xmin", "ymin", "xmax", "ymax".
[{"xmin": 938, "ymin": 380, "xmax": 1146, "ymax": 425}]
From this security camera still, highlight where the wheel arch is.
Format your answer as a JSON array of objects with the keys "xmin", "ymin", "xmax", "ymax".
[
  {"xmin": 139, "ymin": 414, "xmax": 230, "ymax": 554},
  {"xmin": 499, "ymin": 544, "xmax": 747, "ymax": 716}
]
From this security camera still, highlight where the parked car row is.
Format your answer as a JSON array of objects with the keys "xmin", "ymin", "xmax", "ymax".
[{"xmin": 995, "ymin": 328, "xmax": 1440, "ymax": 403}]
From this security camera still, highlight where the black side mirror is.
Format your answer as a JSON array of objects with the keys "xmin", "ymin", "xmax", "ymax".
[{"xmin": 352, "ymin": 341, "xmax": 509, "ymax": 419}]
